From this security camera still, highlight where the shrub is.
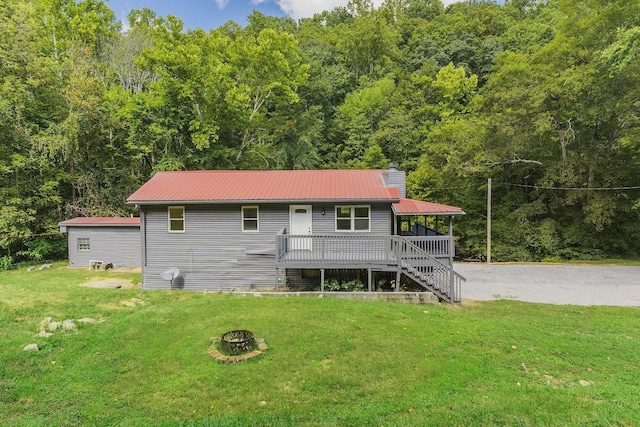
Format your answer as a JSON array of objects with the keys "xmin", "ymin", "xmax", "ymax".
[
  {"xmin": 0, "ymin": 255, "xmax": 14, "ymax": 271},
  {"xmin": 320, "ymin": 278, "xmax": 366, "ymax": 292},
  {"xmin": 341, "ymin": 279, "xmax": 365, "ymax": 292}
]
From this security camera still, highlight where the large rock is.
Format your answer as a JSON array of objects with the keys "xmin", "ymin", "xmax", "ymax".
[
  {"xmin": 61, "ymin": 320, "xmax": 77, "ymax": 330},
  {"xmin": 23, "ymin": 344, "xmax": 39, "ymax": 352}
]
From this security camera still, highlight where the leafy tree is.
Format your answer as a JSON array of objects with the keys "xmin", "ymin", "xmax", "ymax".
[
  {"xmin": 334, "ymin": 11, "xmax": 401, "ymax": 80},
  {"xmin": 335, "ymin": 77, "xmax": 396, "ymax": 166},
  {"xmin": 1, "ymin": 0, "xmax": 639, "ymax": 263}
]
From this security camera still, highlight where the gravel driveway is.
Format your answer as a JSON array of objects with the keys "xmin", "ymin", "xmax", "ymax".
[{"xmin": 454, "ymin": 262, "xmax": 640, "ymax": 306}]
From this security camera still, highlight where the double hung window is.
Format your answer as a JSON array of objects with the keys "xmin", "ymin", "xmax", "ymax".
[
  {"xmin": 242, "ymin": 206, "xmax": 259, "ymax": 232},
  {"xmin": 168, "ymin": 206, "xmax": 185, "ymax": 232},
  {"xmin": 335, "ymin": 206, "xmax": 370, "ymax": 232}
]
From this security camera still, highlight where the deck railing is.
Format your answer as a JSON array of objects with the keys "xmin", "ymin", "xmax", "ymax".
[
  {"xmin": 275, "ymin": 229, "xmax": 464, "ymax": 302},
  {"xmin": 404, "ymin": 236, "xmax": 451, "ymax": 260},
  {"xmin": 276, "ymin": 231, "xmax": 398, "ymax": 265}
]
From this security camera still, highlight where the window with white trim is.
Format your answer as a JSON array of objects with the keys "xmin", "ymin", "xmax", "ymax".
[
  {"xmin": 335, "ymin": 205, "xmax": 370, "ymax": 232},
  {"xmin": 242, "ymin": 206, "xmax": 259, "ymax": 232},
  {"xmin": 168, "ymin": 206, "xmax": 185, "ymax": 232},
  {"xmin": 77, "ymin": 238, "xmax": 90, "ymax": 251}
]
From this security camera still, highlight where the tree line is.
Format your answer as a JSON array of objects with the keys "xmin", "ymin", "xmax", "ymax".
[{"xmin": 1, "ymin": 0, "xmax": 639, "ymax": 264}]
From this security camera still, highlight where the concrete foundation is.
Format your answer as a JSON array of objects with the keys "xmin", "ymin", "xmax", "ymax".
[{"xmin": 232, "ymin": 291, "xmax": 441, "ymax": 305}]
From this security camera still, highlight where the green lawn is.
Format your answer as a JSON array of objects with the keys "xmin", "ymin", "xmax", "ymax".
[{"xmin": 1, "ymin": 264, "xmax": 639, "ymax": 426}]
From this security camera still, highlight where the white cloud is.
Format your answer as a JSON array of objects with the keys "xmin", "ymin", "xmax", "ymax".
[
  {"xmin": 272, "ymin": 0, "xmax": 463, "ymax": 20},
  {"xmin": 272, "ymin": 0, "xmax": 378, "ymax": 20},
  {"xmin": 214, "ymin": 0, "xmax": 229, "ymax": 9}
]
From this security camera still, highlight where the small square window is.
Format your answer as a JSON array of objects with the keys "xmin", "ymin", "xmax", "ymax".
[
  {"xmin": 242, "ymin": 206, "xmax": 259, "ymax": 232},
  {"xmin": 77, "ymin": 238, "xmax": 90, "ymax": 252},
  {"xmin": 168, "ymin": 206, "xmax": 185, "ymax": 232}
]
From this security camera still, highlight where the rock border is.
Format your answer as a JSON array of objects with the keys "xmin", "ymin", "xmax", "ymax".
[
  {"xmin": 207, "ymin": 337, "xmax": 268, "ymax": 364},
  {"xmin": 23, "ymin": 317, "xmax": 99, "ymax": 352}
]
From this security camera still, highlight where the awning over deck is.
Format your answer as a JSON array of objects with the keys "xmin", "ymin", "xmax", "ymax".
[{"xmin": 392, "ymin": 198, "xmax": 465, "ymax": 216}]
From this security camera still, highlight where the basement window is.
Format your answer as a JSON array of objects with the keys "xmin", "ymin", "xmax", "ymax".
[
  {"xmin": 77, "ymin": 238, "xmax": 90, "ymax": 252},
  {"xmin": 168, "ymin": 206, "xmax": 185, "ymax": 233},
  {"xmin": 242, "ymin": 206, "xmax": 259, "ymax": 232}
]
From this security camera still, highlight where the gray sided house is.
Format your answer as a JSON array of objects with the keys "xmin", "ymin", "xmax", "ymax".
[
  {"xmin": 59, "ymin": 217, "xmax": 141, "ymax": 268},
  {"xmin": 127, "ymin": 167, "xmax": 466, "ymax": 302}
]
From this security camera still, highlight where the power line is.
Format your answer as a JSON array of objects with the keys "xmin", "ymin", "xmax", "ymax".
[
  {"xmin": 506, "ymin": 183, "xmax": 640, "ymax": 191},
  {"xmin": 422, "ymin": 182, "xmax": 640, "ymax": 192},
  {"xmin": 422, "ymin": 184, "xmax": 478, "ymax": 191}
]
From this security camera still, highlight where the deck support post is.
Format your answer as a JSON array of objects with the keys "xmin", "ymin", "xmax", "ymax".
[
  {"xmin": 367, "ymin": 268, "xmax": 372, "ymax": 292},
  {"xmin": 393, "ymin": 213, "xmax": 398, "ymax": 236},
  {"xmin": 275, "ymin": 268, "xmax": 279, "ymax": 292},
  {"xmin": 320, "ymin": 268, "xmax": 325, "ymax": 292},
  {"xmin": 449, "ymin": 268, "xmax": 455, "ymax": 303},
  {"xmin": 395, "ymin": 236, "xmax": 402, "ymax": 292}
]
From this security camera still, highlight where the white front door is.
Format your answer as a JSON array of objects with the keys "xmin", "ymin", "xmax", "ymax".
[{"xmin": 289, "ymin": 205, "xmax": 312, "ymax": 250}]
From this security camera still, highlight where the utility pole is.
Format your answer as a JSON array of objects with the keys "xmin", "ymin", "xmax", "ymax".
[{"xmin": 487, "ymin": 178, "xmax": 492, "ymax": 264}]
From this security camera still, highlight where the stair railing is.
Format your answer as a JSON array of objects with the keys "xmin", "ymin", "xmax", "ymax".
[{"xmin": 398, "ymin": 237, "xmax": 465, "ymax": 302}]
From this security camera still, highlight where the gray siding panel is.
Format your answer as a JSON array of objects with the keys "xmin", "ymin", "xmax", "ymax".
[
  {"xmin": 142, "ymin": 203, "xmax": 393, "ymax": 291},
  {"xmin": 67, "ymin": 226, "xmax": 141, "ymax": 268},
  {"xmin": 142, "ymin": 204, "xmax": 286, "ymax": 291},
  {"xmin": 385, "ymin": 170, "xmax": 406, "ymax": 198}
]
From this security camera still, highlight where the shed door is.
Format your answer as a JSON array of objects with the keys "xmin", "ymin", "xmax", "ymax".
[{"xmin": 289, "ymin": 205, "xmax": 312, "ymax": 250}]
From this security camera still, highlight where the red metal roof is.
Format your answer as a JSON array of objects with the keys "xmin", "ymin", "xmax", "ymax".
[
  {"xmin": 127, "ymin": 170, "xmax": 401, "ymax": 204},
  {"xmin": 392, "ymin": 198, "xmax": 464, "ymax": 216},
  {"xmin": 58, "ymin": 217, "xmax": 140, "ymax": 226}
]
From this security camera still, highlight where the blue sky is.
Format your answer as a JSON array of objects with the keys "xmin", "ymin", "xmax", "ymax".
[
  {"xmin": 106, "ymin": 0, "xmax": 467, "ymax": 31},
  {"xmin": 106, "ymin": 0, "xmax": 286, "ymax": 30}
]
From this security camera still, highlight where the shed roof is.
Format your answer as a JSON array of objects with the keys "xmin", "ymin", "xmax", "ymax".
[
  {"xmin": 392, "ymin": 198, "xmax": 465, "ymax": 216},
  {"xmin": 58, "ymin": 217, "xmax": 140, "ymax": 227},
  {"xmin": 127, "ymin": 170, "xmax": 401, "ymax": 204}
]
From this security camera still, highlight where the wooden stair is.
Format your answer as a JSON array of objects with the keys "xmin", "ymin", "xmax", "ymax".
[{"xmin": 398, "ymin": 239, "xmax": 465, "ymax": 303}]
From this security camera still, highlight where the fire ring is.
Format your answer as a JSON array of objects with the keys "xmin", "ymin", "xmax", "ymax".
[
  {"xmin": 209, "ymin": 331, "xmax": 268, "ymax": 364},
  {"xmin": 220, "ymin": 329, "xmax": 255, "ymax": 353}
]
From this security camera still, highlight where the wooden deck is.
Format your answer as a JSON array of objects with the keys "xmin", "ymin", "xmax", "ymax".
[{"xmin": 275, "ymin": 230, "xmax": 464, "ymax": 302}]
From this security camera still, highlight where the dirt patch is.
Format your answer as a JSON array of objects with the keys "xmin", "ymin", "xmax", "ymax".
[
  {"xmin": 81, "ymin": 279, "xmax": 133, "ymax": 289},
  {"xmin": 111, "ymin": 267, "xmax": 141, "ymax": 273}
]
